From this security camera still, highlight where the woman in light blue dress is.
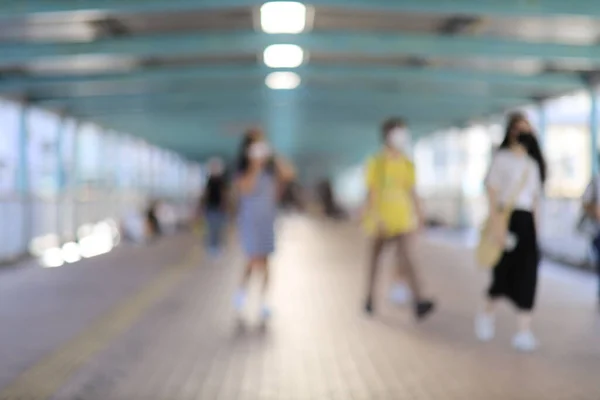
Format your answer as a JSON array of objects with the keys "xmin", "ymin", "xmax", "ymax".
[{"xmin": 233, "ymin": 129, "xmax": 295, "ymax": 319}]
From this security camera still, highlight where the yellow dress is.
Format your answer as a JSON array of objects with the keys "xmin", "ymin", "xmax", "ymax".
[{"xmin": 364, "ymin": 153, "xmax": 418, "ymax": 237}]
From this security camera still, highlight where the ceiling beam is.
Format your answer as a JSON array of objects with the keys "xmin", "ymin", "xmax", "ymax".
[
  {"xmin": 0, "ymin": 65, "xmax": 580, "ymax": 95},
  {"xmin": 0, "ymin": 0, "xmax": 598, "ymax": 18},
  {"xmin": 29, "ymin": 84, "xmax": 531, "ymax": 104},
  {"xmin": 34, "ymin": 87, "xmax": 527, "ymax": 112},
  {"xmin": 89, "ymin": 112, "xmax": 479, "ymax": 140},
  {"xmin": 71, "ymin": 105, "xmax": 508, "ymax": 123},
  {"xmin": 1, "ymin": 31, "xmax": 600, "ymax": 66}
]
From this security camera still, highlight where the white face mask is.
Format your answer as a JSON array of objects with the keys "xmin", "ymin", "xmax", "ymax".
[
  {"xmin": 389, "ymin": 127, "xmax": 410, "ymax": 151},
  {"xmin": 207, "ymin": 157, "xmax": 224, "ymax": 175},
  {"xmin": 249, "ymin": 141, "xmax": 271, "ymax": 160},
  {"xmin": 209, "ymin": 162, "xmax": 224, "ymax": 176}
]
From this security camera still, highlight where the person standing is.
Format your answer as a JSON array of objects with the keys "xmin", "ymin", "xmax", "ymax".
[
  {"xmin": 233, "ymin": 128, "xmax": 295, "ymax": 320},
  {"xmin": 475, "ymin": 112, "xmax": 546, "ymax": 352},
  {"xmin": 200, "ymin": 157, "xmax": 228, "ymax": 257},
  {"xmin": 363, "ymin": 117, "xmax": 435, "ymax": 320}
]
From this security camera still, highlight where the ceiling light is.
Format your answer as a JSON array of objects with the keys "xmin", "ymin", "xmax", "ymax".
[
  {"xmin": 260, "ymin": 2, "xmax": 306, "ymax": 34},
  {"xmin": 263, "ymin": 44, "xmax": 304, "ymax": 68},
  {"xmin": 265, "ymin": 71, "xmax": 301, "ymax": 90}
]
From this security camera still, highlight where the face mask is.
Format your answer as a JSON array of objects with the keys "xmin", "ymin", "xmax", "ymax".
[
  {"xmin": 208, "ymin": 159, "xmax": 224, "ymax": 176},
  {"xmin": 210, "ymin": 164, "xmax": 224, "ymax": 176},
  {"xmin": 388, "ymin": 127, "xmax": 410, "ymax": 151},
  {"xmin": 249, "ymin": 141, "xmax": 271, "ymax": 160},
  {"xmin": 516, "ymin": 131, "xmax": 536, "ymax": 150}
]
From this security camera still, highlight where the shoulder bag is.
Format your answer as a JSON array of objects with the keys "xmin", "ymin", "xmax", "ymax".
[
  {"xmin": 475, "ymin": 166, "xmax": 529, "ymax": 269},
  {"xmin": 577, "ymin": 176, "xmax": 600, "ymax": 238}
]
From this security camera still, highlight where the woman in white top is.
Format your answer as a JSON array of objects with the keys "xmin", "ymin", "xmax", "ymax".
[{"xmin": 475, "ymin": 113, "xmax": 547, "ymax": 352}]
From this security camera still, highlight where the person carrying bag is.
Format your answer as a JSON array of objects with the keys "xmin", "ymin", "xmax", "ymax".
[
  {"xmin": 476, "ymin": 167, "xmax": 529, "ymax": 269},
  {"xmin": 474, "ymin": 113, "xmax": 546, "ymax": 352}
]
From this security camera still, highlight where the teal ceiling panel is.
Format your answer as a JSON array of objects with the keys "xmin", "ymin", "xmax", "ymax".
[
  {"xmin": 2, "ymin": 32, "xmax": 600, "ymax": 66},
  {"xmin": 1, "ymin": 0, "xmax": 598, "ymax": 18},
  {"xmin": 0, "ymin": 65, "xmax": 580, "ymax": 95},
  {"xmin": 35, "ymin": 87, "xmax": 528, "ymax": 109},
  {"xmin": 2, "ymin": 0, "xmax": 596, "ymax": 173}
]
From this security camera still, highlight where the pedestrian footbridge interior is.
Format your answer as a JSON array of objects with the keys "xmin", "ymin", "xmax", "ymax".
[{"xmin": 1, "ymin": 1, "xmax": 600, "ymax": 399}]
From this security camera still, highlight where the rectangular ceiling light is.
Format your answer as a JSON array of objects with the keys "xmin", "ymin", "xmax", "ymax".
[
  {"xmin": 260, "ymin": 2, "xmax": 306, "ymax": 34},
  {"xmin": 266, "ymin": 71, "xmax": 301, "ymax": 90},
  {"xmin": 263, "ymin": 44, "xmax": 304, "ymax": 68}
]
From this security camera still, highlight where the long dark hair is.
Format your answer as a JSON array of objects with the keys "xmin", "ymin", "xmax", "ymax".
[
  {"xmin": 499, "ymin": 112, "xmax": 547, "ymax": 184},
  {"xmin": 236, "ymin": 130, "xmax": 275, "ymax": 175}
]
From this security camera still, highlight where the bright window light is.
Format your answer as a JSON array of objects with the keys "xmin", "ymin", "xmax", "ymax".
[
  {"xmin": 260, "ymin": 2, "xmax": 306, "ymax": 34},
  {"xmin": 41, "ymin": 248, "xmax": 64, "ymax": 268},
  {"xmin": 263, "ymin": 44, "xmax": 304, "ymax": 68},
  {"xmin": 62, "ymin": 242, "xmax": 82, "ymax": 264},
  {"xmin": 265, "ymin": 71, "xmax": 301, "ymax": 90}
]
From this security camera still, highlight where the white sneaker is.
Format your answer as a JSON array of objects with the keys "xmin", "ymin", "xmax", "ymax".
[
  {"xmin": 512, "ymin": 331, "xmax": 538, "ymax": 352},
  {"xmin": 233, "ymin": 290, "xmax": 246, "ymax": 312},
  {"xmin": 389, "ymin": 283, "xmax": 411, "ymax": 305},
  {"xmin": 475, "ymin": 313, "xmax": 495, "ymax": 342}
]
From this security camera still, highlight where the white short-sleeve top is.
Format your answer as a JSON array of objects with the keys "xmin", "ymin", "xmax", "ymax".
[{"xmin": 485, "ymin": 149, "xmax": 542, "ymax": 211}]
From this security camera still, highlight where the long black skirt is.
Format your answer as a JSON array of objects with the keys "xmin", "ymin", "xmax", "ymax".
[{"xmin": 488, "ymin": 210, "xmax": 540, "ymax": 311}]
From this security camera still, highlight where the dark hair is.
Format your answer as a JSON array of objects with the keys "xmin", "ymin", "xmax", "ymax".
[
  {"xmin": 236, "ymin": 130, "xmax": 275, "ymax": 175},
  {"xmin": 380, "ymin": 117, "xmax": 406, "ymax": 141},
  {"xmin": 499, "ymin": 112, "xmax": 547, "ymax": 183}
]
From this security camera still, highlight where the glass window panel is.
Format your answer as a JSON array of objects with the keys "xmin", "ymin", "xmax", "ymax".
[
  {"xmin": 77, "ymin": 123, "xmax": 103, "ymax": 187},
  {"xmin": 0, "ymin": 99, "xmax": 20, "ymax": 195},
  {"xmin": 27, "ymin": 107, "xmax": 60, "ymax": 196},
  {"xmin": 546, "ymin": 125, "xmax": 590, "ymax": 198}
]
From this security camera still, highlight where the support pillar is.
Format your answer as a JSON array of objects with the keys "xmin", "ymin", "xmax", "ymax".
[
  {"xmin": 17, "ymin": 105, "xmax": 29, "ymax": 195},
  {"xmin": 71, "ymin": 121, "xmax": 81, "ymax": 242},
  {"xmin": 55, "ymin": 114, "xmax": 66, "ymax": 242},
  {"xmin": 590, "ymin": 87, "xmax": 599, "ymax": 176},
  {"xmin": 17, "ymin": 102, "xmax": 30, "ymax": 250},
  {"xmin": 536, "ymin": 101, "xmax": 547, "ymax": 152},
  {"xmin": 264, "ymin": 89, "xmax": 298, "ymax": 158}
]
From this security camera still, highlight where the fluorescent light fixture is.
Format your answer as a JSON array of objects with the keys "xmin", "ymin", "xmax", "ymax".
[
  {"xmin": 265, "ymin": 71, "xmax": 301, "ymax": 90},
  {"xmin": 260, "ymin": 2, "xmax": 306, "ymax": 34},
  {"xmin": 263, "ymin": 44, "xmax": 304, "ymax": 68}
]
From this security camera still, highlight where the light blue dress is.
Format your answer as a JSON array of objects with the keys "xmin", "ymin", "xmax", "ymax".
[{"xmin": 237, "ymin": 172, "xmax": 277, "ymax": 257}]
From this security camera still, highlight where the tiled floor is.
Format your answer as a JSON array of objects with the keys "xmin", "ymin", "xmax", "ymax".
[{"xmin": 1, "ymin": 215, "xmax": 600, "ymax": 399}]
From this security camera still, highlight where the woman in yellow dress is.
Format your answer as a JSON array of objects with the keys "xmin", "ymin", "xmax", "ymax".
[{"xmin": 363, "ymin": 118, "xmax": 435, "ymax": 320}]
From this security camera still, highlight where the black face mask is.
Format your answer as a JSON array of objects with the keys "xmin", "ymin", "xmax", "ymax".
[{"xmin": 516, "ymin": 131, "xmax": 536, "ymax": 149}]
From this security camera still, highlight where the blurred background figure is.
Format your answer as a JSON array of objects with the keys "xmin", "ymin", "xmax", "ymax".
[
  {"xmin": 145, "ymin": 199, "xmax": 162, "ymax": 240},
  {"xmin": 317, "ymin": 178, "xmax": 345, "ymax": 219},
  {"xmin": 233, "ymin": 128, "xmax": 295, "ymax": 321},
  {"xmin": 199, "ymin": 157, "xmax": 229, "ymax": 258},
  {"xmin": 580, "ymin": 166, "xmax": 600, "ymax": 307},
  {"xmin": 476, "ymin": 112, "xmax": 546, "ymax": 352},
  {"xmin": 280, "ymin": 179, "xmax": 305, "ymax": 212}
]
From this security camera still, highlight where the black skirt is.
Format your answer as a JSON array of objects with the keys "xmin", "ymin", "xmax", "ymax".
[{"xmin": 488, "ymin": 210, "xmax": 540, "ymax": 311}]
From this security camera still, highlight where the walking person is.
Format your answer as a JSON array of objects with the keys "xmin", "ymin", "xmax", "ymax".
[
  {"xmin": 475, "ymin": 112, "xmax": 546, "ymax": 352},
  {"xmin": 233, "ymin": 128, "xmax": 295, "ymax": 320},
  {"xmin": 363, "ymin": 117, "xmax": 435, "ymax": 320},
  {"xmin": 580, "ymin": 170, "xmax": 600, "ymax": 306},
  {"xmin": 200, "ymin": 157, "xmax": 228, "ymax": 258}
]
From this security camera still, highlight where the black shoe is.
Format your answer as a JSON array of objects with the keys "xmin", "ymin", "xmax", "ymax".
[
  {"xmin": 364, "ymin": 298, "xmax": 374, "ymax": 315},
  {"xmin": 415, "ymin": 300, "xmax": 435, "ymax": 320}
]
